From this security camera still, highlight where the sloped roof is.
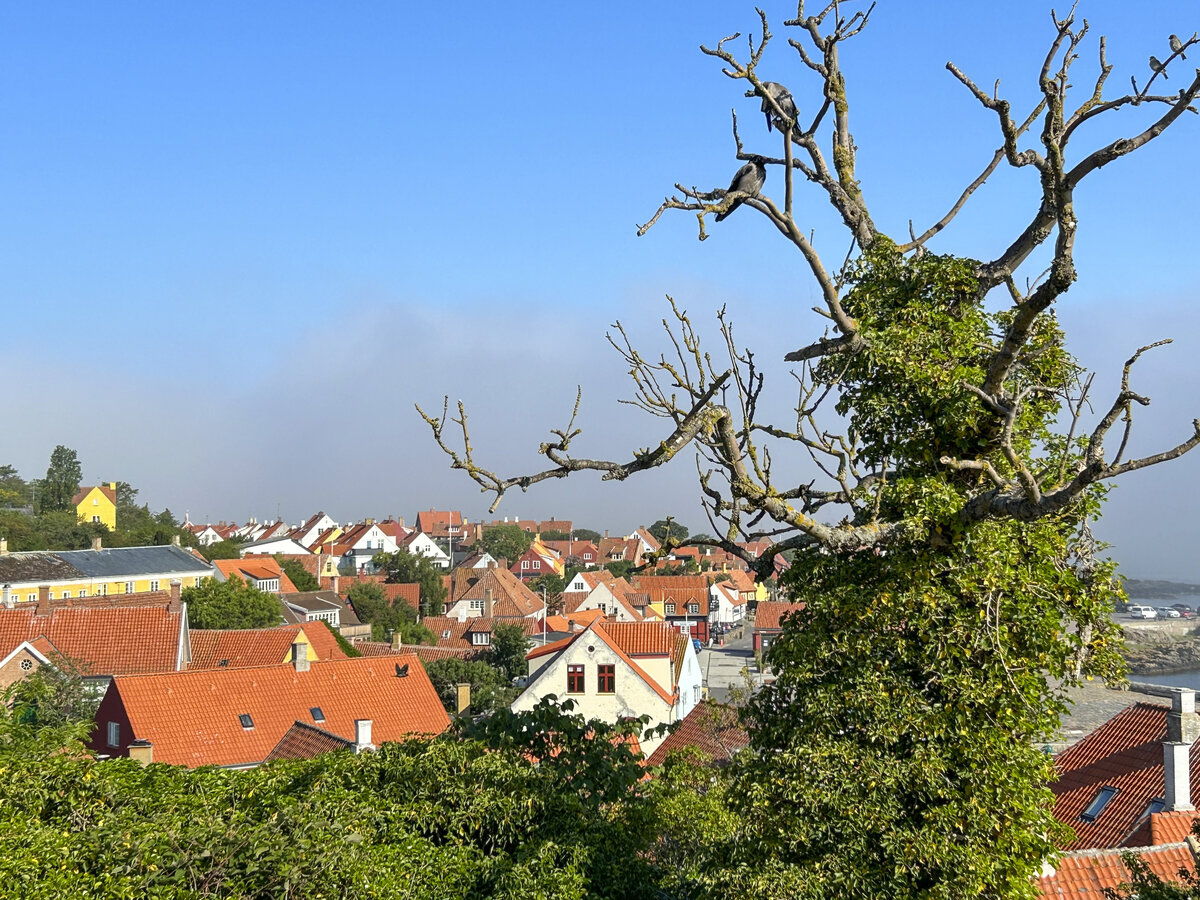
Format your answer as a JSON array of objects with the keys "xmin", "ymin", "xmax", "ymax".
[
  {"xmin": 214, "ymin": 557, "xmax": 296, "ymax": 591},
  {"xmin": 0, "ymin": 605, "xmax": 183, "ymax": 676},
  {"xmin": 1036, "ymin": 842, "xmax": 1196, "ymax": 898},
  {"xmin": 423, "ymin": 615, "xmax": 537, "ymax": 650},
  {"xmin": 601, "ymin": 621, "xmax": 676, "ymax": 656},
  {"xmin": 189, "ymin": 624, "xmax": 347, "ymax": 671},
  {"xmin": 1051, "ymin": 702, "xmax": 1200, "ymax": 850},
  {"xmin": 71, "ymin": 484, "xmax": 117, "ymax": 507},
  {"xmin": 525, "ymin": 621, "xmax": 679, "ymax": 705},
  {"xmin": 633, "ymin": 575, "xmax": 712, "ymax": 616},
  {"xmin": 264, "ymin": 720, "xmax": 355, "ymax": 762},
  {"xmin": 0, "ymin": 545, "xmax": 215, "ymax": 584},
  {"xmin": 450, "ymin": 567, "xmax": 544, "ymax": 618},
  {"xmin": 754, "ymin": 600, "xmax": 806, "ymax": 631},
  {"xmin": 645, "ymin": 701, "xmax": 750, "ymax": 767},
  {"xmin": 108, "ymin": 655, "xmax": 450, "ymax": 768}
]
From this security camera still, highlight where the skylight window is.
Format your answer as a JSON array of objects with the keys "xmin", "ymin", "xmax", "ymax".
[
  {"xmin": 1145, "ymin": 797, "xmax": 1166, "ymax": 818},
  {"xmin": 1080, "ymin": 786, "xmax": 1119, "ymax": 822},
  {"xmin": 238, "ymin": 714, "xmax": 254, "ymax": 729},
  {"xmin": 310, "ymin": 707, "xmax": 325, "ymax": 723}
]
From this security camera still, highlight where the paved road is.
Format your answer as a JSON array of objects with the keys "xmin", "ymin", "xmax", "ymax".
[{"xmin": 698, "ymin": 624, "xmax": 762, "ymax": 703}]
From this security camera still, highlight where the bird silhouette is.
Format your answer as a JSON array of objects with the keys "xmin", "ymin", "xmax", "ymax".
[
  {"xmin": 1170, "ymin": 35, "xmax": 1187, "ymax": 60},
  {"xmin": 715, "ymin": 160, "xmax": 766, "ymax": 223},
  {"xmin": 760, "ymin": 82, "xmax": 798, "ymax": 133},
  {"xmin": 395, "ymin": 662, "xmax": 409, "ymax": 677},
  {"xmin": 1150, "ymin": 55, "xmax": 1169, "ymax": 79}
]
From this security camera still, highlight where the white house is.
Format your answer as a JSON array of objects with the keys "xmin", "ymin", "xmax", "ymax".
[
  {"xmin": 240, "ymin": 536, "xmax": 313, "ymax": 557},
  {"xmin": 335, "ymin": 522, "xmax": 401, "ymax": 574},
  {"xmin": 709, "ymin": 581, "xmax": 748, "ymax": 626},
  {"xmin": 289, "ymin": 512, "xmax": 339, "ymax": 549},
  {"xmin": 513, "ymin": 620, "xmax": 702, "ymax": 755},
  {"xmin": 399, "ymin": 532, "xmax": 451, "ymax": 570},
  {"xmin": 563, "ymin": 573, "xmax": 643, "ymax": 622}
]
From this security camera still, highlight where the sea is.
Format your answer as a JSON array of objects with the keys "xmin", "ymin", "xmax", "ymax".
[{"xmin": 1127, "ymin": 593, "xmax": 1200, "ymax": 690}]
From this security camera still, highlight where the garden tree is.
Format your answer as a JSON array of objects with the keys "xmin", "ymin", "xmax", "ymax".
[
  {"xmin": 604, "ymin": 559, "xmax": 634, "ymax": 580},
  {"xmin": 3, "ymin": 660, "xmax": 100, "ymax": 728},
  {"xmin": 275, "ymin": 555, "xmax": 320, "ymax": 592},
  {"xmin": 182, "ymin": 575, "xmax": 282, "ymax": 630},
  {"xmin": 423, "ymin": 657, "xmax": 520, "ymax": 715},
  {"xmin": 372, "ymin": 548, "xmax": 447, "ymax": 616},
  {"xmin": 539, "ymin": 529, "xmax": 571, "ymax": 541},
  {"xmin": 420, "ymin": 5, "xmax": 1200, "ymax": 897},
  {"xmin": 199, "ymin": 537, "xmax": 244, "ymax": 561},
  {"xmin": 0, "ymin": 464, "xmax": 30, "ymax": 509},
  {"xmin": 572, "ymin": 527, "xmax": 603, "ymax": 543},
  {"xmin": 487, "ymin": 621, "xmax": 531, "ymax": 681},
  {"xmin": 346, "ymin": 581, "xmax": 434, "ymax": 645},
  {"xmin": 477, "ymin": 522, "xmax": 532, "ymax": 563},
  {"xmin": 36, "ymin": 445, "xmax": 82, "ymax": 513},
  {"xmin": 528, "ymin": 571, "xmax": 566, "ymax": 598},
  {"xmin": 648, "ymin": 518, "xmax": 689, "ymax": 546}
]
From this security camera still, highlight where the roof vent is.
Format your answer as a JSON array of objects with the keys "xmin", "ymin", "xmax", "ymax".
[{"xmin": 238, "ymin": 714, "xmax": 254, "ymax": 729}]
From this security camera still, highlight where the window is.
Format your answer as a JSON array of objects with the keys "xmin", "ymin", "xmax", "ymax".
[
  {"xmin": 471, "ymin": 632, "xmax": 491, "ymax": 646},
  {"xmin": 79, "ymin": 590, "xmax": 87, "ymax": 598},
  {"xmin": 665, "ymin": 603, "xmax": 676, "ymax": 615},
  {"xmin": 149, "ymin": 580, "xmax": 160, "ymax": 592},
  {"xmin": 92, "ymin": 498, "xmax": 98, "ymax": 506},
  {"xmin": 694, "ymin": 685, "xmax": 702, "ymax": 703},
  {"xmin": 125, "ymin": 582, "xmax": 134, "ymax": 594},
  {"xmin": 1080, "ymin": 786, "xmax": 1119, "ymax": 822},
  {"xmin": 597, "ymin": 664, "xmax": 615, "ymax": 693},
  {"xmin": 442, "ymin": 629, "xmax": 451, "ymax": 639},
  {"xmin": 567, "ymin": 664, "xmax": 585, "ymax": 693},
  {"xmin": 91, "ymin": 515, "xmax": 100, "ymax": 524},
  {"xmin": 238, "ymin": 714, "xmax": 254, "ymax": 729},
  {"xmin": 470, "ymin": 599, "xmax": 483, "ymax": 610},
  {"xmin": 19, "ymin": 658, "xmax": 33, "ymax": 672},
  {"xmin": 107, "ymin": 722, "xmax": 120, "ymax": 748},
  {"xmin": 310, "ymin": 707, "xmax": 325, "ymax": 723},
  {"xmin": 687, "ymin": 603, "xmax": 700, "ymax": 615},
  {"xmin": 521, "ymin": 560, "xmax": 530, "ymax": 570},
  {"xmin": 98, "ymin": 584, "xmax": 107, "ymax": 596},
  {"xmin": 62, "ymin": 590, "xmax": 71, "ymax": 599}
]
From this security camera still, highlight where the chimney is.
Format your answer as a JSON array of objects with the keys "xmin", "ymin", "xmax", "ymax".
[
  {"xmin": 605, "ymin": 530, "xmax": 610, "ymax": 539},
  {"xmin": 109, "ymin": 481, "xmax": 116, "ymax": 491},
  {"xmin": 354, "ymin": 719, "xmax": 374, "ymax": 753},
  {"xmin": 1, "ymin": 584, "xmax": 11, "ymax": 609},
  {"xmin": 37, "ymin": 585, "xmax": 51, "ymax": 615},
  {"xmin": 456, "ymin": 682, "xmax": 471, "ymax": 714},
  {"xmin": 172, "ymin": 534, "xmax": 181, "ymax": 548},
  {"xmin": 391, "ymin": 631, "xmax": 403, "ymax": 651},
  {"xmin": 487, "ymin": 559, "xmax": 496, "ymax": 569},
  {"xmin": 1165, "ymin": 689, "xmax": 1199, "ymax": 811},
  {"xmin": 331, "ymin": 575, "xmax": 340, "ymax": 595},
  {"xmin": 128, "ymin": 739, "xmax": 154, "ymax": 766},
  {"xmin": 291, "ymin": 640, "xmax": 310, "ymax": 673},
  {"xmin": 483, "ymin": 588, "xmax": 494, "ymax": 619},
  {"xmin": 168, "ymin": 580, "xmax": 182, "ymax": 613},
  {"xmin": 92, "ymin": 536, "xmax": 102, "ymax": 552},
  {"xmin": 0, "ymin": 538, "xmax": 7, "ymax": 556}
]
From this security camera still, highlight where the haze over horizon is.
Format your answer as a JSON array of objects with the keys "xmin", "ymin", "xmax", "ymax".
[{"xmin": 3, "ymin": 2, "xmax": 1198, "ymax": 580}]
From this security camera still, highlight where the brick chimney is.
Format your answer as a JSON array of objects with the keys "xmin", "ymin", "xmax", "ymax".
[
  {"xmin": 354, "ymin": 719, "xmax": 374, "ymax": 753},
  {"xmin": 483, "ymin": 588, "xmax": 494, "ymax": 619},
  {"xmin": 331, "ymin": 575, "xmax": 340, "ymax": 595},
  {"xmin": 291, "ymin": 640, "xmax": 310, "ymax": 673},
  {"xmin": 1165, "ymin": 688, "xmax": 1199, "ymax": 811},
  {"xmin": 456, "ymin": 682, "xmax": 471, "ymax": 714},
  {"xmin": 92, "ymin": 536, "xmax": 102, "ymax": 551},
  {"xmin": 37, "ymin": 585, "xmax": 51, "ymax": 616},
  {"xmin": 128, "ymin": 739, "xmax": 154, "ymax": 766},
  {"xmin": 168, "ymin": 580, "xmax": 182, "ymax": 613}
]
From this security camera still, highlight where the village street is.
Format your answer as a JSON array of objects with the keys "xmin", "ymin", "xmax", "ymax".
[{"xmin": 699, "ymin": 621, "xmax": 762, "ymax": 704}]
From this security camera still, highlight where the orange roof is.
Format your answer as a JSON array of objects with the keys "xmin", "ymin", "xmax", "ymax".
[
  {"xmin": 1036, "ymin": 842, "xmax": 1196, "ymax": 898},
  {"xmin": 0, "ymin": 605, "xmax": 183, "ymax": 676},
  {"xmin": 645, "ymin": 701, "xmax": 749, "ymax": 767},
  {"xmin": 449, "ymin": 566, "xmax": 544, "ymax": 618},
  {"xmin": 71, "ymin": 484, "xmax": 116, "ymax": 507},
  {"xmin": 105, "ymin": 655, "xmax": 449, "ymax": 768},
  {"xmin": 189, "ymin": 624, "xmax": 347, "ymax": 670},
  {"xmin": 424, "ymin": 615, "xmax": 538, "ymax": 650},
  {"xmin": 264, "ymin": 721, "xmax": 354, "ymax": 762},
  {"xmin": 601, "ymin": 621, "xmax": 676, "ymax": 656},
  {"xmin": 754, "ymin": 600, "xmax": 806, "ymax": 631},
  {"xmin": 1051, "ymin": 702, "xmax": 1200, "ymax": 850},
  {"xmin": 525, "ymin": 621, "xmax": 679, "ymax": 705},
  {"xmin": 213, "ymin": 558, "xmax": 296, "ymax": 591},
  {"xmin": 633, "ymin": 575, "xmax": 712, "ymax": 616}
]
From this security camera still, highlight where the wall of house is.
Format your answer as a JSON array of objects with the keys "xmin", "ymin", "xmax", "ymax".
[
  {"xmin": 89, "ymin": 684, "xmax": 134, "ymax": 759},
  {"xmin": 4, "ymin": 572, "xmax": 209, "ymax": 605},
  {"xmin": 675, "ymin": 642, "xmax": 702, "ymax": 721},
  {"xmin": 512, "ymin": 637, "xmax": 674, "ymax": 754},
  {"xmin": 75, "ymin": 487, "xmax": 116, "ymax": 530},
  {"xmin": 0, "ymin": 646, "xmax": 48, "ymax": 691}
]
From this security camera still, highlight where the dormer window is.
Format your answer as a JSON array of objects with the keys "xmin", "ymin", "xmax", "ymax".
[
  {"xmin": 1080, "ymin": 786, "xmax": 1119, "ymax": 822},
  {"xmin": 471, "ymin": 632, "xmax": 491, "ymax": 646}
]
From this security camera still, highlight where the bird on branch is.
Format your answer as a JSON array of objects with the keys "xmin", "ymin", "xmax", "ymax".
[
  {"xmin": 760, "ymin": 82, "xmax": 798, "ymax": 133},
  {"xmin": 1170, "ymin": 34, "xmax": 1187, "ymax": 60},
  {"xmin": 1150, "ymin": 55, "xmax": 1169, "ymax": 79},
  {"xmin": 714, "ymin": 160, "xmax": 766, "ymax": 222}
]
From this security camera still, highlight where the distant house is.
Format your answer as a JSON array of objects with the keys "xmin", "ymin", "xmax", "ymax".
[
  {"xmin": 562, "ymin": 573, "xmax": 643, "ymax": 622},
  {"xmin": 279, "ymin": 590, "xmax": 346, "ymax": 628},
  {"xmin": 288, "ymin": 512, "xmax": 339, "ymax": 549},
  {"xmin": 1036, "ymin": 842, "xmax": 1197, "ymax": 898},
  {"xmin": 752, "ymin": 601, "xmax": 805, "ymax": 653},
  {"xmin": 423, "ymin": 615, "xmax": 539, "ymax": 651},
  {"xmin": 511, "ymin": 539, "xmax": 563, "ymax": 582},
  {"xmin": 645, "ymin": 700, "xmax": 749, "ymax": 768},
  {"xmin": 90, "ymin": 652, "xmax": 450, "ymax": 768},
  {"xmin": 632, "ymin": 575, "xmax": 712, "ymax": 643},
  {"xmin": 414, "ymin": 509, "xmax": 466, "ymax": 542},
  {"xmin": 240, "ymin": 535, "xmax": 313, "ymax": 557},
  {"xmin": 443, "ymin": 563, "xmax": 545, "ymax": 622},
  {"xmin": 543, "ymin": 539, "xmax": 598, "ymax": 566},
  {"xmin": 515, "ymin": 620, "xmax": 701, "ymax": 756},
  {"xmin": 399, "ymin": 532, "xmax": 451, "ymax": 570},
  {"xmin": 73, "ymin": 483, "xmax": 118, "ymax": 530},
  {"xmin": 333, "ymin": 521, "xmax": 401, "ymax": 574},
  {"xmin": 213, "ymin": 558, "xmax": 297, "ymax": 595},
  {"xmin": 709, "ymin": 581, "xmax": 748, "ymax": 626},
  {"xmin": 188, "ymin": 623, "xmax": 346, "ymax": 670}
]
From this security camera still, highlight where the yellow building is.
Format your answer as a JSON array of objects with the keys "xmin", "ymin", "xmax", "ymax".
[{"xmin": 74, "ymin": 483, "xmax": 118, "ymax": 530}]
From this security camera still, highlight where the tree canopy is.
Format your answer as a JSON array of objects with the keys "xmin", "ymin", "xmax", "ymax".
[
  {"xmin": 373, "ymin": 548, "xmax": 447, "ymax": 616},
  {"xmin": 347, "ymin": 581, "xmax": 434, "ymax": 645},
  {"xmin": 36, "ymin": 445, "xmax": 82, "ymax": 513},
  {"xmin": 476, "ymin": 523, "xmax": 532, "ymax": 564},
  {"xmin": 182, "ymin": 575, "xmax": 283, "ymax": 630}
]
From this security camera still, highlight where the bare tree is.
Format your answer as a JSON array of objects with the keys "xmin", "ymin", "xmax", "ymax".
[{"xmin": 419, "ymin": 4, "xmax": 1200, "ymax": 579}]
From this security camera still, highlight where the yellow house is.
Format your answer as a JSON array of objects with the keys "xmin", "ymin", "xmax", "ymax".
[{"xmin": 74, "ymin": 483, "xmax": 118, "ymax": 530}]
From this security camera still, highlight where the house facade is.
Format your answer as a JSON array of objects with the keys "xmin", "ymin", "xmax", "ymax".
[
  {"xmin": 73, "ymin": 483, "xmax": 118, "ymax": 530},
  {"xmin": 0, "ymin": 543, "xmax": 214, "ymax": 605}
]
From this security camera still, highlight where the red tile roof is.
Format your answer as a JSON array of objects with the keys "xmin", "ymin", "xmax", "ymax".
[
  {"xmin": 0, "ymin": 605, "xmax": 184, "ymax": 676},
  {"xmin": 102, "ymin": 655, "xmax": 449, "ymax": 768},
  {"xmin": 600, "ymin": 621, "xmax": 676, "ymax": 656},
  {"xmin": 525, "ymin": 621, "xmax": 680, "ymax": 705},
  {"xmin": 633, "ymin": 575, "xmax": 713, "ymax": 617},
  {"xmin": 645, "ymin": 701, "xmax": 750, "ymax": 767},
  {"xmin": 213, "ymin": 558, "xmax": 297, "ymax": 592},
  {"xmin": 449, "ymin": 567, "xmax": 544, "ymax": 618},
  {"xmin": 423, "ymin": 615, "xmax": 538, "ymax": 650},
  {"xmin": 189, "ymin": 624, "xmax": 347, "ymax": 670},
  {"xmin": 1051, "ymin": 702, "xmax": 1200, "ymax": 850},
  {"xmin": 263, "ymin": 721, "xmax": 354, "ymax": 762},
  {"xmin": 1036, "ymin": 842, "xmax": 1196, "ymax": 898},
  {"xmin": 71, "ymin": 484, "xmax": 116, "ymax": 507},
  {"xmin": 754, "ymin": 600, "xmax": 806, "ymax": 631}
]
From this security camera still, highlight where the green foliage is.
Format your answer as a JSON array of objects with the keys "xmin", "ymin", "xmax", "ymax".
[
  {"xmin": 183, "ymin": 575, "xmax": 283, "ymax": 630},
  {"xmin": 487, "ymin": 622, "xmax": 530, "ymax": 681},
  {"xmin": 347, "ymin": 582, "xmax": 434, "ymax": 645},
  {"xmin": 572, "ymin": 528, "xmax": 602, "ymax": 543},
  {"xmin": 373, "ymin": 548, "xmax": 447, "ymax": 616},
  {"xmin": 0, "ymin": 464, "xmax": 30, "ymax": 509},
  {"xmin": 199, "ymin": 538, "xmax": 245, "ymax": 561},
  {"xmin": 648, "ymin": 518, "xmax": 689, "ymax": 545},
  {"xmin": 539, "ymin": 530, "xmax": 571, "ymax": 541},
  {"xmin": 1103, "ymin": 852, "xmax": 1200, "ymax": 898},
  {"xmin": 604, "ymin": 560, "xmax": 634, "ymax": 580},
  {"xmin": 478, "ymin": 523, "xmax": 533, "ymax": 565},
  {"xmin": 319, "ymin": 619, "xmax": 362, "ymax": 658},
  {"xmin": 275, "ymin": 555, "xmax": 320, "ymax": 591},
  {"xmin": 37, "ymin": 445, "xmax": 82, "ymax": 513},
  {"xmin": 423, "ymin": 657, "xmax": 520, "ymax": 715},
  {"xmin": 528, "ymin": 572, "xmax": 565, "ymax": 598},
  {"xmin": 4, "ymin": 660, "xmax": 100, "ymax": 728}
]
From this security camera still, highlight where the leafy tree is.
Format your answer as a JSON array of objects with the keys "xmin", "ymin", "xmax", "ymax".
[
  {"xmin": 347, "ymin": 581, "xmax": 434, "ymax": 645},
  {"xmin": 648, "ymin": 518, "xmax": 689, "ymax": 545},
  {"xmin": 539, "ymin": 529, "xmax": 571, "ymax": 541},
  {"xmin": 528, "ymin": 571, "xmax": 565, "ymax": 598},
  {"xmin": 573, "ymin": 527, "xmax": 603, "ymax": 543},
  {"xmin": 199, "ymin": 538, "xmax": 245, "ymax": 561},
  {"xmin": 373, "ymin": 548, "xmax": 447, "ymax": 616},
  {"xmin": 1102, "ymin": 853, "xmax": 1200, "ymax": 898},
  {"xmin": 486, "ymin": 621, "xmax": 530, "ymax": 681},
  {"xmin": 276, "ymin": 555, "xmax": 320, "ymax": 591},
  {"xmin": 183, "ymin": 575, "xmax": 282, "ymax": 630},
  {"xmin": 604, "ymin": 560, "xmax": 633, "ymax": 580},
  {"xmin": 4, "ymin": 659, "xmax": 100, "ymax": 728},
  {"xmin": 422, "ymin": 657, "xmax": 519, "ymax": 715},
  {"xmin": 477, "ymin": 523, "xmax": 533, "ymax": 564},
  {"xmin": 0, "ymin": 464, "xmax": 30, "ymax": 509},
  {"xmin": 420, "ymin": 7, "xmax": 1200, "ymax": 896},
  {"xmin": 36, "ymin": 445, "xmax": 82, "ymax": 513}
]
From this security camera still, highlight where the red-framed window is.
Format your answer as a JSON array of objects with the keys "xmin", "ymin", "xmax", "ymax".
[
  {"xmin": 567, "ymin": 664, "xmax": 585, "ymax": 693},
  {"xmin": 597, "ymin": 664, "xmax": 615, "ymax": 693}
]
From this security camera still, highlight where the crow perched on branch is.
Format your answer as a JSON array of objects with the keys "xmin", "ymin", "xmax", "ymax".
[
  {"xmin": 715, "ymin": 160, "xmax": 766, "ymax": 222},
  {"xmin": 760, "ymin": 81, "xmax": 798, "ymax": 132}
]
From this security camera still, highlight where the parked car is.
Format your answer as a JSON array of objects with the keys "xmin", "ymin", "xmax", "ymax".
[
  {"xmin": 1157, "ymin": 607, "xmax": 1182, "ymax": 618},
  {"xmin": 1172, "ymin": 604, "xmax": 1195, "ymax": 617},
  {"xmin": 1128, "ymin": 605, "xmax": 1159, "ymax": 619}
]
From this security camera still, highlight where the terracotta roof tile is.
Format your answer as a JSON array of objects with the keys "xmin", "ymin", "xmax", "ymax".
[
  {"xmin": 103, "ymin": 655, "xmax": 449, "ymax": 768},
  {"xmin": 189, "ymin": 624, "xmax": 346, "ymax": 671},
  {"xmin": 633, "ymin": 575, "xmax": 712, "ymax": 616},
  {"xmin": 1037, "ymin": 842, "xmax": 1196, "ymax": 898},
  {"xmin": 645, "ymin": 701, "xmax": 750, "ymax": 767},
  {"xmin": 263, "ymin": 720, "xmax": 354, "ymax": 762},
  {"xmin": 0, "ymin": 605, "xmax": 183, "ymax": 676},
  {"xmin": 754, "ymin": 600, "xmax": 806, "ymax": 631}
]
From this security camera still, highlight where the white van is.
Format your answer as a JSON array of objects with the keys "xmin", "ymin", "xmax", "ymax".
[{"xmin": 1128, "ymin": 605, "xmax": 1159, "ymax": 619}]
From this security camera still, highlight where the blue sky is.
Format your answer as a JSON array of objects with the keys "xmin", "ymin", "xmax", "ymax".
[{"xmin": 2, "ymin": 2, "xmax": 1198, "ymax": 578}]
